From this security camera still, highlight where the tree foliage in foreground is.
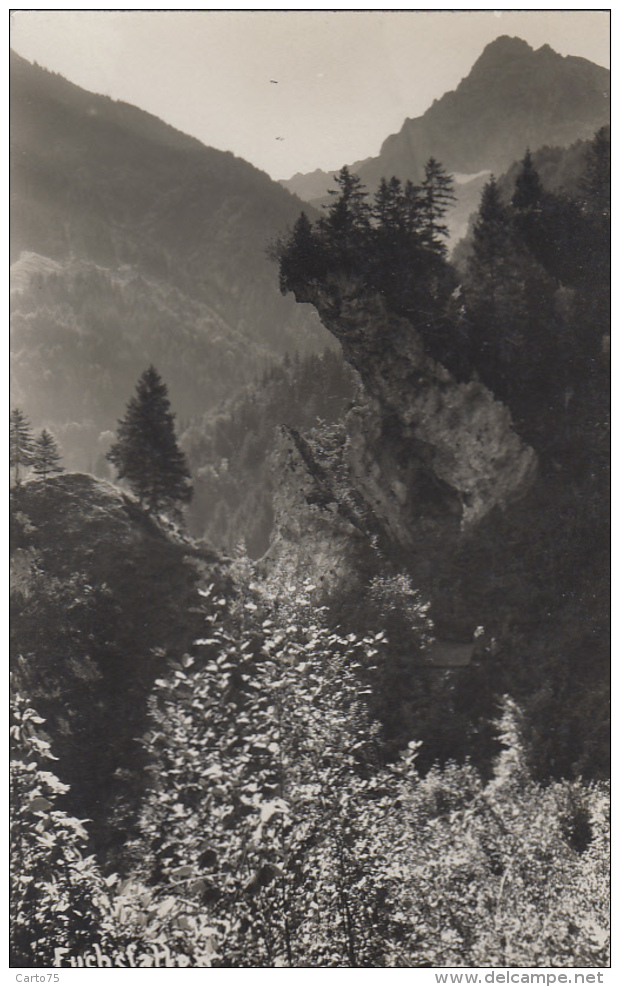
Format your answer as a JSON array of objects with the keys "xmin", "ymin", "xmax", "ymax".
[
  {"xmin": 10, "ymin": 693, "xmax": 115, "ymax": 966},
  {"xmin": 10, "ymin": 691, "xmax": 225, "ymax": 968},
  {"xmin": 124, "ymin": 580, "xmax": 609, "ymax": 967},
  {"xmin": 10, "ymin": 570, "xmax": 610, "ymax": 967},
  {"xmin": 107, "ymin": 366, "xmax": 192, "ymax": 516}
]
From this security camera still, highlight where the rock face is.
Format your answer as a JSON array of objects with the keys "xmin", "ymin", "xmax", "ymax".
[
  {"xmin": 291, "ymin": 281, "xmax": 536, "ymax": 527},
  {"xmin": 263, "ymin": 276, "xmax": 537, "ymax": 619},
  {"xmin": 262, "ymin": 425, "xmax": 380, "ymax": 597}
]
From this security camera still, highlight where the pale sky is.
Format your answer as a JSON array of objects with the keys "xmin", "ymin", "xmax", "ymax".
[{"xmin": 10, "ymin": 9, "xmax": 611, "ymax": 181}]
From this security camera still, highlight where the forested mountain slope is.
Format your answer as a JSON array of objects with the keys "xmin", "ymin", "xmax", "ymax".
[
  {"xmin": 10, "ymin": 52, "xmax": 330, "ymax": 467},
  {"xmin": 452, "ymin": 127, "xmax": 611, "ymax": 270},
  {"xmin": 180, "ymin": 348, "xmax": 359, "ymax": 556}
]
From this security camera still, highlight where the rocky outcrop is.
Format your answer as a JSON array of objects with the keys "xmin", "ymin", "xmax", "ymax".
[
  {"xmin": 261, "ymin": 425, "xmax": 382, "ymax": 597},
  {"xmin": 261, "ymin": 280, "xmax": 537, "ymax": 631},
  {"xmin": 286, "ymin": 279, "xmax": 536, "ymax": 535}
]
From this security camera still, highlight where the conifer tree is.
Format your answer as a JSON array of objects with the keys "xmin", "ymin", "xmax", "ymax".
[
  {"xmin": 10, "ymin": 408, "xmax": 34, "ymax": 486},
  {"xmin": 403, "ymin": 179, "xmax": 424, "ymax": 236},
  {"xmin": 421, "ymin": 158, "xmax": 456, "ymax": 251},
  {"xmin": 372, "ymin": 177, "xmax": 401, "ymax": 230},
  {"xmin": 277, "ymin": 211, "xmax": 325, "ymax": 293},
  {"xmin": 32, "ymin": 429, "xmax": 64, "ymax": 484},
  {"xmin": 372, "ymin": 177, "xmax": 423, "ymax": 244},
  {"xmin": 319, "ymin": 165, "xmax": 370, "ymax": 253},
  {"xmin": 370, "ymin": 176, "xmax": 427, "ymax": 305},
  {"xmin": 512, "ymin": 149, "xmax": 544, "ymax": 212},
  {"xmin": 107, "ymin": 366, "xmax": 192, "ymax": 515},
  {"xmin": 463, "ymin": 171, "xmax": 560, "ymax": 436},
  {"xmin": 463, "ymin": 176, "xmax": 529, "ymax": 370},
  {"xmin": 575, "ymin": 128, "xmax": 611, "ymax": 345},
  {"xmin": 470, "ymin": 176, "xmax": 509, "ymax": 268}
]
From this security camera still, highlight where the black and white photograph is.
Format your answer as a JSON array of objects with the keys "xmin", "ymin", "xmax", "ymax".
[{"xmin": 9, "ymin": 8, "xmax": 610, "ymax": 971}]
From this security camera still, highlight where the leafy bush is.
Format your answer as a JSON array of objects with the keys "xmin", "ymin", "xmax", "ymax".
[
  {"xmin": 10, "ymin": 691, "xmax": 225, "ymax": 967},
  {"xmin": 128, "ymin": 582, "xmax": 609, "ymax": 967},
  {"xmin": 11, "ymin": 573, "xmax": 609, "ymax": 967},
  {"xmin": 10, "ymin": 693, "xmax": 114, "ymax": 966}
]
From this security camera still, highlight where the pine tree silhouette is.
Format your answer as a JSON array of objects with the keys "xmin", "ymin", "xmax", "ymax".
[
  {"xmin": 32, "ymin": 429, "xmax": 64, "ymax": 484},
  {"xmin": 107, "ymin": 366, "xmax": 192, "ymax": 515},
  {"xmin": 421, "ymin": 158, "xmax": 456, "ymax": 251}
]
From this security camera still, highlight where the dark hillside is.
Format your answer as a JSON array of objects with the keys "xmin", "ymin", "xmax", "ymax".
[
  {"xmin": 10, "ymin": 51, "xmax": 319, "ymax": 314},
  {"xmin": 10, "ymin": 473, "xmax": 228, "ymax": 852}
]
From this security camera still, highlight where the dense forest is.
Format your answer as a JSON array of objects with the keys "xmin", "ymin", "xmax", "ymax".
[{"xmin": 10, "ymin": 129, "xmax": 609, "ymax": 967}]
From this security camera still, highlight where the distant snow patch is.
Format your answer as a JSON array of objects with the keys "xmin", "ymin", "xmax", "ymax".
[{"xmin": 452, "ymin": 170, "xmax": 492, "ymax": 185}]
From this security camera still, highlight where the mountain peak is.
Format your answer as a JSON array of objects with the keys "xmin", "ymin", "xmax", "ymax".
[
  {"xmin": 470, "ymin": 35, "xmax": 534, "ymax": 72},
  {"xmin": 357, "ymin": 33, "xmax": 609, "ymax": 188},
  {"xmin": 484, "ymin": 34, "xmax": 532, "ymax": 54}
]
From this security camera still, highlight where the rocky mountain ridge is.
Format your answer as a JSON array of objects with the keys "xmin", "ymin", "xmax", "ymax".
[
  {"xmin": 281, "ymin": 36, "xmax": 609, "ymax": 243},
  {"xmin": 367, "ymin": 37, "xmax": 608, "ymax": 182}
]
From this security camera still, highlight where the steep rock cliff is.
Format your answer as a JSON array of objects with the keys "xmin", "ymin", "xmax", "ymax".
[
  {"xmin": 281, "ymin": 278, "xmax": 536, "ymax": 541},
  {"xmin": 261, "ymin": 424, "xmax": 382, "ymax": 597}
]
